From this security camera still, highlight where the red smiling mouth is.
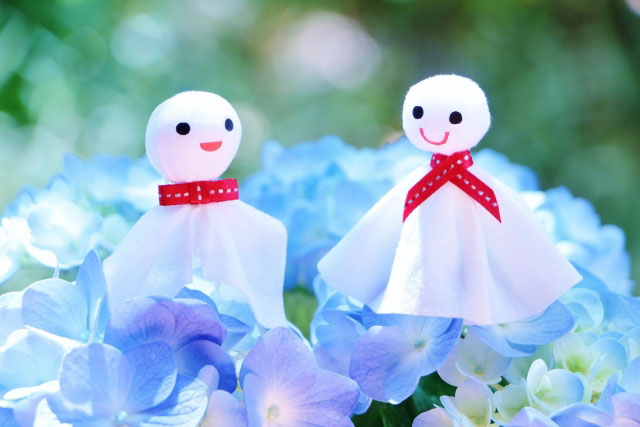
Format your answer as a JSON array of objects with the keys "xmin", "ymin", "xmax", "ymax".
[
  {"xmin": 200, "ymin": 141, "xmax": 222, "ymax": 152},
  {"xmin": 420, "ymin": 128, "xmax": 449, "ymax": 145}
]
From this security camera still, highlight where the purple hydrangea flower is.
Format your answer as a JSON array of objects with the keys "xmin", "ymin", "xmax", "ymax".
[
  {"xmin": 104, "ymin": 296, "xmax": 237, "ymax": 394},
  {"xmin": 239, "ymin": 327, "xmax": 360, "ymax": 426},
  {"xmin": 35, "ymin": 342, "xmax": 208, "ymax": 426},
  {"xmin": 349, "ymin": 307, "xmax": 462, "ymax": 403}
]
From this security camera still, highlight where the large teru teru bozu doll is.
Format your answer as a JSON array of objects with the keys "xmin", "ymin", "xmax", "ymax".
[
  {"xmin": 318, "ymin": 74, "xmax": 582, "ymax": 325},
  {"xmin": 104, "ymin": 91, "xmax": 287, "ymax": 328}
]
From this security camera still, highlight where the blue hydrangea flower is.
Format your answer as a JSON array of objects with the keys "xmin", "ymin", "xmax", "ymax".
[
  {"xmin": 104, "ymin": 296, "xmax": 237, "ymax": 394},
  {"xmin": 0, "ymin": 328, "xmax": 69, "ymax": 427},
  {"xmin": 530, "ymin": 187, "xmax": 631, "ymax": 295},
  {"xmin": 239, "ymin": 327, "xmax": 360, "ymax": 426},
  {"xmin": 470, "ymin": 301, "xmax": 575, "ymax": 357},
  {"xmin": 525, "ymin": 359, "xmax": 587, "ymax": 415},
  {"xmin": 414, "ymin": 378, "xmax": 494, "ymax": 427},
  {"xmin": 21, "ymin": 251, "xmax": 109, "ymax": 343},
  {"xmin": 61, "ymin": 154, "xmax": 161, "ymax": 213},
  {"xmin": 35, "ymin": 342, "xmax": 208, "ymax": 426},
  {"xmin": 349, "ymin": 307, "xmax": 462, "ymax": 403},
  {"xmin": 437, "ymin": 330, "xmax": 512, "ymax": 386}
]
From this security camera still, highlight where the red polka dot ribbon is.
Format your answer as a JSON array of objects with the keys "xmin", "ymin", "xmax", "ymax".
[
  {"xmin": 158, "ymin": 178, "xmax": 239, "ymax": 206},
  {"xmin": 403, "ymin": 150, "xmax": 501, "ymax": 223}
]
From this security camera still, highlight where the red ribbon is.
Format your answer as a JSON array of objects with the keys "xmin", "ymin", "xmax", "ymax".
[
  {"xmin": 403, "ymin": 150, "xmax": 501, "ymax": 223},
  {"xmin": 158, "ymin": 178, "xmax": 239, "ymax": 206}
]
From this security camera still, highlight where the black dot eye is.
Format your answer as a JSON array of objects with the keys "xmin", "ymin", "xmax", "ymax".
[
  {"xmin": 449, "ymin": 111, "xmax": 462, "ymax": 124},
  {"xmin": 412, "ymin": 106, "xmax": 424, "ymax": 119},
  {"xmin": 225, "ymin": 118, "xmax": 234, "ymax": 131},
  {"xmin": 176, "ymin": 122, "xmax": 190, "ymax": 135}
]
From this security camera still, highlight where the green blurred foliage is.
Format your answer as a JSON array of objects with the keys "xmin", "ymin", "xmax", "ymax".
[{"xmin": 0, "ymin": 0, "xmax": 638, "ymax": 290}]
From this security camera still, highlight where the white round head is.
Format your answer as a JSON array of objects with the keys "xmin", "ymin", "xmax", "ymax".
[
  {"xmin": 145, "ymin": 91, "xmax": 242, "ymax": 183},
  {"xmin": 402, "ymin": 75, "xmax": 490, "ymax": 155}
]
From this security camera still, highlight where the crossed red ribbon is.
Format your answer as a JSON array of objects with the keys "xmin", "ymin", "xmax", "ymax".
[
  {"xmin": 158, "ymin": 178, "xmax": 239, "ymax": 206},
  {"xmin": 403, "ymin": 150, "xmax": 501, "ymax": 223}
]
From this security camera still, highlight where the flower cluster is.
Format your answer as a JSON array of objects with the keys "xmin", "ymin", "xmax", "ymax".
[
  {"xmin": 0, "ymin": 136, "xmax": 637, "ymax": 426},
  {"xmin": 0, "ymin": 252, "xmax": 359, "ymax": 426}
]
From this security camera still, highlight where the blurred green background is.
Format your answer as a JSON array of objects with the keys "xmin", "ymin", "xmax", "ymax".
[{"xmin": 0, "ymin": 0, "xmax": 638, "ymax": 290}]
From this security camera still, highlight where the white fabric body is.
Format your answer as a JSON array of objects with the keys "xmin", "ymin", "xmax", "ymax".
[
  {"xmin": 104, "ymin": 199, "xmax": 288, "ymax": 328},
  {"xmin": 318, "ymin": 161, "xmax": 582, "ymax": 326}
]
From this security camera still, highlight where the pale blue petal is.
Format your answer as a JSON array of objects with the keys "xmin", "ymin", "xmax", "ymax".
[
  {"xmin": 216, "ymin": 313, "xmax": 251, "ymax": 352},
  {"xmin": 59, "ymin": 343, "xmax": 131, "ymax": 418},
  {"xmin": 561, "ymin": 288, "xmax": 604, "ymax": 331},
  {"xmin": 0, "ymin": 292, "xmax": 24, "ymax": 345},
  {"xmin": 174, "ymin": 340, "xmax": 236, "ymax": 393},
  {"xmin": 470, "ymin": 326, "xmax": 536, "ymax": 357},
  {"xmin": 611, "ymin": 392, "xmax": 640, "ymax": 423},
  {"xmin": 124, "ymin": 342, "xmax": 177, "ymax": 414},
  {"xmin": 0, "ymin": 329, "xmax": 67, "ymax": 390},
  {"xmin": 75, "ymin": 251, "xmax": 109, "ymax": 337},
  {"xmin": 202, "ymin": 390, "xmax": 248, "ymax": 427},
  {"xmin": 507, "ymin": 301, "xmax": 575, "ymax": 345},
  {"xmin": 620, "ymin": 357, "xmax": 640, "ymax": 394},
  {"xmin": 288, "ymin": 369, "xmax": 359, "ymax": 425},
  {"xmin": 240, "ymin": 327, "xmax": 316, "ymax": 395},
  {"xmin": 551, "ymin": 403, "xmax": 614, "ymax": 427},
  {"xmin": 176, "ymin": 288, "xmax": 219, "ymax": 313},
  {"xmin": 507, "ymin": 407, "xmax": 557, "ymax": 427},
  {"xmin": 134, "ymin": 375, "xmax": 208, "ymax": 427},
  {"xmin": 22, "ymin": 279, "xmax": 89, "ymax": 342},
  {"xmin": 412, "ymin": 407, "xmax": 454, "ymax": 427},
  {"xmin": 0, "ymin": 407, "xmax": 19, "ymax": 427}
]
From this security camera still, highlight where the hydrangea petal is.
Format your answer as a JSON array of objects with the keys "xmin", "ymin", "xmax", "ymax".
[
  {"xmin": 105, "ymin": 297, "xmax": 226, "ymax": 352},
  {"xmin": 503, "ymin": 301, "xmax": 575, "ymax": 345},
  {"xmin": 174, "ymin": 340, "xmax": 237, "ymax": 393},
  {"xmin": 620, "ymin": 357, "xmax": 640, "ymax": 394},
  {"xmin": 446, "ymin": 332, "xmax": 512, "ymax": 385},
  {"xmin": 240, "ymin": 327, "xmax": 316, "ymax": 395},
  {"xmin": 507, "ymin": 407, "xmax": 557, "ymax": 427},
  {"xmin": 104, "ymin": 297, "xmax": 176, "ymax": 352},
  {"xmin": 58, "ymin": 343, "xmax": 131, "ymax": 418},
  {"xmin": 22, "ymin": 279, "xmax": 88, "ymax": 342},
  {"xmin": 440, "ymin": 378, "xmax": 493, "ymax": 427},
  {"xmin": 493, "ymin": 384, "xmax": 528, "ymax": 424},
  {"xmin": 289, "ymin": 370, "xmax": 360, "ymax": 426},
  {"xmin": 0, "ymin": 407, "xmax": 19, "ymax": 427},
  {"xmin": 350, "ymin": 316, "xmax": 461, "ymax": 403},
  {"xmin": 550, "ymin": 403, "xmax": 614, "ymax": 426},
  {"xmin": 124, "ymin": 342, "xmax": 177, "ymax": 414},
  {"xmin": 412, "ymin": 407, "xmax": 454, "ymax": 427},
  {"xmin": 132, "ymin": 375, "xmax": 208, "ymax": 427},
  {"xmin": 75, "ymin": 251, "xmax": 109, "ymax": 337},
  {"xmin": 201, "ymin": 390, "xmax": 248, "ymax": 427},
  {"xmin": 0, "ymin": 292, "xmax": 23, "ymax": 346},
  {"xmin": 0, "ymin": 329, "xmax": 67, "ymax": 391},
  {"xmin": 611, "ymin": 392, "xmax": 640, "ymax": 424}
]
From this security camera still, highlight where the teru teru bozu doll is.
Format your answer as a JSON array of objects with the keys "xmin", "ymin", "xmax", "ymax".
[
  {"xmin": 104, "ymin": 91, "xmax": 287, "ymax": 328},
  {"xmin": 318, "ymin": 75, "xmax": 581, "ymax": 325}
]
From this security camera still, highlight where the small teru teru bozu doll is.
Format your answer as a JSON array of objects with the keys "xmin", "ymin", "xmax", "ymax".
[
  {"xmin": 318, "ymin": 74, "xmax": 582, "ymax": 325},
  {"xmin": 104, "ymin": 91, "xmax": 287, "ymax": 328}
]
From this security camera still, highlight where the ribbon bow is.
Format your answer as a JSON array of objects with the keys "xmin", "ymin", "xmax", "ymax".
[
  {"xmin": 158, "ymin": 178, "xmax": 239, "ymax": 206},
  {"xmin": 403, "ymin": 150, "xmax": 501, "ymax": 222}
]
